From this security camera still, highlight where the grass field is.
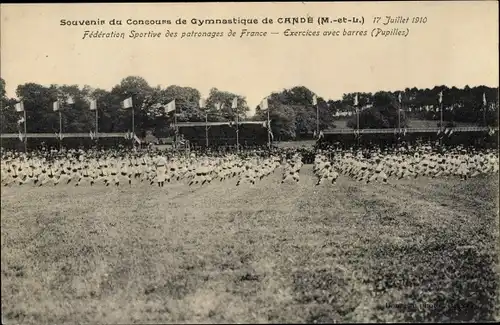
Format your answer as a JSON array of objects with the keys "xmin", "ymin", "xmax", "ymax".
[{"xmin": 1, "ymin": 166, "xmax": 499, "ymax": 323}]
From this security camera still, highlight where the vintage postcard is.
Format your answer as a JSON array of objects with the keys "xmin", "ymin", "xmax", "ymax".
[{"xmin": 1, "ymin": 1, "xmax": 498, "ymax": 324}]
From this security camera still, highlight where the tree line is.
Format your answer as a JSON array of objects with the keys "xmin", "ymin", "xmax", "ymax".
[{"xmin": 1, "ymin": 76, "xmax": 498, "ymax": 141}]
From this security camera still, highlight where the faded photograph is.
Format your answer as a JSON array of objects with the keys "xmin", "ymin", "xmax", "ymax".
[{"xmin": 1, "ymin": 2, "xmax": 499, "ymax": 324}]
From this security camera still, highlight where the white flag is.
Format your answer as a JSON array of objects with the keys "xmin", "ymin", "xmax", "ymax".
[
  {"xmin": 483, "ymin": 93, "xmax": 487, "ymax": 106},
  {"xmin": 53, "ymin": 101, "xmax": 60, "ymax": 112},
  {"xmin": 312, "ymin": 95, "xmax": 317, "ymax": 106},
  {"xmin": 121, "ymin": 97, "xmax": 133, "ymax": 109},
  {"xmin": 354, "ymin": 94, "xmax": 359, "ymax": 106},
  {"xmin": 17, "ymin": 117, "xmax": 25, "ymax": 124},
  {"xmin": 164, "ymin": 99, "xmax": 176, "ymax": 113},
  {"xmin": 261, "ymin": 98, "xmax": 268, "ymax": 110},
  {"xmin": 231, "ymin": 97, "xmax": 238, "ymax": 109},
  {"xmin": 89, "ymin": 99, "xmax": 97, "ymax": 111},
  {"xmin": 199, "ymin": 98, "xmax": 206, "ymax": 109},
  {"xmin": 215, "ymin": 102, "xmax": 221, "ymax": 110},
  {"xmin": 438, "ymin": 91, "xmax": 443, "ymax": 104},
  {"xmin": 15, "ymin": 102, "xmax": 24, "ymax": 112},
  {"xmin": 398, "ymin": 93, "xmax": 402, "ymax": 103},
  {"xmin": 67, "ymin": 96, "xmax": 75, "ymax": 105}
]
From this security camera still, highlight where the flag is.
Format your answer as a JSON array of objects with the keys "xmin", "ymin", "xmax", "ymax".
[
  {"xmin": 398, "ymin": 93, "xmax": 402, "ymax": 103},
  {"xmin": 121, "ymin": 97, "xmax": 133, "ymax": 109},
  {"xmin": 354, "ymin": 94, "xmax": 359, "ymax": 106},
  {"xmin": 312, "ymin": 95, "xmax": 317, "ymax": 106},
  {"xmin": 319, "ymin": 131, "xmax": 324, "ymax": 139},
  {"xmin": 15, "ymin": 102, "xmax": 24, "ymax": 112},
  {"xmin": 17, "ymin": 117, "xmax": 25, "ymax": 124},
  {"xmin": 215, "ymin": 102, "xmax": 221, "ymax": 110},
  {"xmin": 199, "ymin": 98, "xmax": 206, "ymax": 109},
  {"xmin": 483, "ymin": 93, "xmax": 487, "ymax": 106},
  {"xmin": 261, "ymin": 98, "xmax": 268, "ymax": 110},
  {"xmin": 449, "ymin": 129, "xmax": 454, "ymax": 136},
  {"xmin": 403, "ymin": 128, "xmax": 407, "ymax": 136},
  {"xmin": 53, "ymin": 101, "xmax": 60, "ymax": 112},
  {"xmin": 133, "ymin": 134, "xmax": 141, "ymax": 145},
  {"xmin": 67, "ymin": 96, "xmax": 75, "ymax": 105},
  {"xmin": 438, "ymin": 91, "xmax": 443, "ymax": 104},
  {"xmin": 164, "ymin": 100, "xmax": 176, "ymax": 114},
  {"xmin": 231, "ymin": 97, "xmax": 238, "ymax": 109},
  {"xmin": 89, "ymin": 99, "xmax": 97, "ymax": 111},
  {"xmin": 89, "ymin": 131, "xmax": 94, "ymax": 140},
  {"xmin": 313, "ymin": 130, "xmax": 317, "ymax": 138},
  {"xmin": 18, "ymin": 130, "xmax": 23, "ymax": 141}
]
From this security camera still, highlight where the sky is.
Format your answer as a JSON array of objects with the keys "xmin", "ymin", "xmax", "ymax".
[{"xmin": 1, "ymin": 2, "xmax": 498, "ymax": 115}]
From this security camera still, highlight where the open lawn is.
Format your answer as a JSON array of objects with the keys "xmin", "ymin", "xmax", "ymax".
[{"xmin": 1, "ymin": 166, "xmax": 499, "ymax": 323}]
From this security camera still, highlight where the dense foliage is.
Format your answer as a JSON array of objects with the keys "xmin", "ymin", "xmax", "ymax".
[{"xmin": 1, "ymin": 77, "xmax": 498, "ymax": 141}]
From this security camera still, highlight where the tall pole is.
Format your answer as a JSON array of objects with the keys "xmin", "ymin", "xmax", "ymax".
[
  {"xmin": 59, "ymin": 110, "xmax": 62, "ymax": 151},
  {"xmin": 236, "ymin": 110, "xmax": 239, "ymax": 153},
  {"xmin": 131, "ymin": 105, "xmax": 135, "ymax": 148},
  {"xmin": 440, "ymin": 102, "xmax": 443, "ymax": 132},
  {"xmin": 23, "ymin": 110, "xmax": 27, "ymax": 152},
  {"xmin": 398, "ymin": 103, "xmax": 402, "ymax": 148},
  {"xmin": 95, "ymin": 108, "xmax": 99, "ymax": 143},
  {"xmin": 205, "ymin": 113, "xmax": 209, "ymax": 148},
  {"xmin": 267, "ymin": 107, "xmax": 271, "ymax": 149},
  {"xmin": 483, "ymin": 103, "xmax": 487, "ymax": 126},
  {"xmin": 356, "ymin": 106, "xmax": 360, "ymax": 148},
  {"xmin": 316, "ymin": 104, "xmax": 319, "ymax": 139},
  {"xmin": 398, "ymin": 107, "xmax": 401, "ymax": 133},
  {"xmin": 174, "ymin": 108, "xmax": 178, "ymax": 150}
]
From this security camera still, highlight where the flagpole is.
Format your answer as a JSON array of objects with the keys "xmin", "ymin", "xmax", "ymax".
[
  {"xmin": 440, "ymin": 101, "xmax": 443, "ymax": 132},
  {"xmin": 205, "ymin": 113, "xmax": 209, "ymax": 148},
  {"xmin": 132, "ymin": 103, "xmax": 135, "ymax": 148},
  {"xmin": 236, "ymin": 109, "xmax": 239, "ymax": 153},
  {"xmin": 95, "ymin": 108, "xmax": 99, "ymax": 142},
  {"xmin": 59, "ymin": 110, "xmax": 62, "ymax": 151},
  {"xmin": 267, "ymin": 107, "xmax": 271, "ymax": 149},
  {"xmin": 23, "ymin": 109, "xmax": 27, "ymax": 152},
  {"xmin": 356, "ymin": 102, "xmax": 360, "ymax": 148},
  {"xmin": 174, "ymin": 106, "xmax": 178, "ymax": 150},
  {"xmin": 398, "ymin": 104, "xmax": 401, "ymax": 134},
  {"xmin": 483, "ymin": 102, "xmax": 487, "ymax": 126},
  {"xmin": 316, "ymin": 103, "xmax": 319, "ymax": 139}
]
